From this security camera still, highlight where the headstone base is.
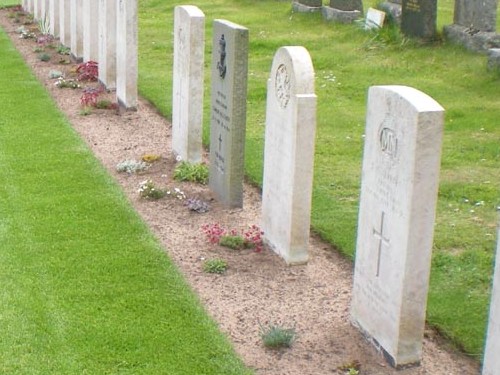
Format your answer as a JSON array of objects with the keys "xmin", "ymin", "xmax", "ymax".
[
  {"xmin": 118, "ymin": 98, "xmax": 137, "ymax": 113},
  {"xmin": 379, "ymin": 2, "xmax": 401, "ymax": 25},
  {"xmin": 351, "ymin": 320, "xmax": 421, "ymax": 369},
  {"xmin": 292, "ymin": 1, "xmax": 322, "ymax": 13},
  {"xmin": 70, "ymin": 53, "xmax": 83, "ymax": 63},
  {"xmin": 322, "ymin": 6, "xmax": 362, "ymax": 23},
  {"xmin": 488, "ymin": 48, "xmax": 500, "ymax": 71},
  {"xmin": 444, "ymin": 24, "xmax": 500, "ymax": 53}
]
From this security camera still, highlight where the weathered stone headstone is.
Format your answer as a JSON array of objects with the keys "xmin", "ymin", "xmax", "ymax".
[
  {"xmin": 292, "ymin": 0, "xmax": 322, "ymax": 13},
  {"xmin": 261, "ymin": 46, "xmax": 316, "ymax": 265},
  {"xmin": 209, "ymin": 19, "xmax": 248, "ymax": 208},
  {"xmin": 116, "ymin": 0, "xmax": 138, "ymax": 110},
  {"xmin": 483, "ymin": 224, "xmax": 500, "ymax": 375},
  {"xmin": 98, "ymin": 0, "xmax": 116, "ymax": 89},
  {"xmin": 401, "ymin": 0, "xmax": 437, "ymax": 39},
  {"xmin": 70, "ymin": 0, "xmax": 83, "ymax": 61},
  {"xmin": 33, "ymin": 0, "xmax": 39, "ymax": 20},
  {"xmin": 443, "ymin": 0, "xmax": 499, "ymax": 53},
  {"xmin": 172, "ymin": 5, "xmax": 205, "ymax": 163},
  {"xmin": 83, "ymin": 0, "xmax": 99, "ymax": 62},
  {"xmin": 454, "ymin": 0, "xmax": 497, "ymax": 32},
  {"xmin": 48, "ymin": 0, "xmax": 59, "ymax": 37},
  {"xmin": 488, "ymin": 48, "xmax": 500, "ymax": 72},
  {"xmin": 351, "ymin": 85, "xmax": 444, "ymax": 368},
  {"xmin": 323, "ymin": 0, "xmax": 363, "ymax": 23},
  {"xmin": 59, "ymin": 0, "xmax": 70, "ymax": 47},
  {"xmin": 379, "ymin": 0, "xmax": 402, "ymax": 25},
  {"xmin": 40, "ymin": 0, "xmax": 46, "ymax": 20}
]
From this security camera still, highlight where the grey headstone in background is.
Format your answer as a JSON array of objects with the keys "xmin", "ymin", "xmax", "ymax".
[
  {"xmin": 483, "ymin": 224, "xmax": 500, "ymax": 375},
  {"xmin": 59, "ymin": 0, "xmax": 70, "ymax": 47},
  {"xmin": 454, "ymin": 0, "xmax": 497, "ymax": 32},
  {"xmin": 379, "ymin": 1, "xmax": 402, "ymax": 25},
  {"xmin": 292, "ymin": 0, "xmax": 322, "ymax": 13},
  {"xmin": 261, "ymin": 46, "xmax": 316, "ymax": 265},
  {"xmin": 401, "ymin": 0, "xmax": 437, "ymax": 39},
  {"xmin": 116, "ymin": 0, "xmax": 138, "ymax": 110},
  {"xmin": 70, "ymin": 0, "xmax": 83, "ymax": 61},
  {"xmin": 351, "ymin": 85, "xmax": 444, "ymax": 368},
  {"xmin": 329, "ymin": 0, "xmax": 363, "ymax": 11},
  {"xmin": 488, "ymin": 48, "xmax": 500, "ymax": 71},
  {"xmin": 209, "ymin": 20, "xmax": 248, "ymax": 208},
  {"xmin": 172, "ymin": 5, "xmax": 205, "ymax": 164},
  {"xmin": 98, "ymin": 0, "xmax": 117, "ymax": 89}
]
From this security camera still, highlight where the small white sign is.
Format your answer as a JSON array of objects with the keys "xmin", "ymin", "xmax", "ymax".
[{"xmin": 365, "ymin": 8, "xmax": 386, "ymax": 29}]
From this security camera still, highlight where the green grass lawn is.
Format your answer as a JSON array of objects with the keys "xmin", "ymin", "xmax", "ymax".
[
  {"xmin": 0, "ymin": 25, "xmax": 251, "ymax": 374},
  {"xmin": 137, "ymin": 0, "xmax": 499, "ymax": 359}
]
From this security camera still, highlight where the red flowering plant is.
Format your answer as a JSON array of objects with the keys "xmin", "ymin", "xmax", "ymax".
[
  {"xmin": 76, "ymin": 61, "xmax": 99, "ymax": 82},
  {"xmin": 201, "ymin": 223, "xmax": 264, "ymax": 252}
]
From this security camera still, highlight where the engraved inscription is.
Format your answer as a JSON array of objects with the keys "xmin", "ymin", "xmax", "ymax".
[
  {"xmin": 217, "ymin": 34, "xmax": 227, "ymax": 79},
  {"xmin": 212, "ymin": 91, "xmax": 230, "ymax": 174},
  {"xmin": 373, "ymin": 211, "xmax": 390, "ymax": 277},
  {"xmin": 404, "ymin": 0, "xmax": 421, "ymax": 12},
  {"xmin": 275, "ymin": 64, "xmax": 291, "ymax": 109}
]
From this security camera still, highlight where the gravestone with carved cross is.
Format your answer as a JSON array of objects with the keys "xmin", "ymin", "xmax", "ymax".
[{"xmin": 351, "ymin": 85, "xmax": 444, "ymax": 368}]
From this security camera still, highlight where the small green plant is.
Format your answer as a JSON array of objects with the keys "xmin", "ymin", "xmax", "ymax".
[
  {"xmin": 142, "ymin": 154, "xmax": 161, "ymax": 163},
  {"xmin": 174, "ymin": 161, "xmax": 209, "ymax": 184},
  {"xmin": 116, "ymin": 159, "xmax": 150, "ymax": 174},
  {"xmin": 33, "ymin": 46, "xmax": 44, "ymax": 53},
  {"xmin": 260, "ymin": 324, "xmax": 296, "ymax": 349},
  {"xmin": 202, "ymin": 223, "xmax": 264, "ymax": 252},
  {"xmin": 202, "ymin": 259, "xmax": 228, "ymax": 274},
  {"xmin": 138, "ymin": 180, "xmax": 166, "ymax": 200},
  {"xmin": 79, "ymin": 107, "xmax": 92, "ymax": 116},
  {"xmin": 95, "ymin": 99, "xmax": 117, "ymax": 110},
  {"xmin": 38, "ymin": 53, "xmax": 50, "ymax": 62},
  {"xmin": 37, "ymin": 14, "xmax": 50, "ymax": 35},
  {"xmin": 338, "ymin": 360, "xmax": 361, "ymax": 375},
  {"xmin": 56, "ymin": 44, "xmax": 70, "ymax": 55},
  {"xmin": 219, "ymin": 235, "xmax": 250, "ymax": 250},
  {"xmin": 165, "ymin": 187, "xmax": 186, "ymax": 200}
]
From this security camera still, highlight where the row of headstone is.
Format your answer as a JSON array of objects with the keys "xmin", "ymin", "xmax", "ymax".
[
  {"xmin": 292, "ymin": 0, "xmax": 364, "ymax": 24},
  {"xmin": 21, "ymin": 0, "xmax": 137, "ymax": 110}
]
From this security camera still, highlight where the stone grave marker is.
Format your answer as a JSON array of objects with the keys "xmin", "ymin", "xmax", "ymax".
[
  {"xmin": 401, "ymin": 0, "xmax": 437, "ymax": 39},
  {"xmin": 70, "ymin": 0, "xmax": 83, "ymax": 61},
  {"xmin": 323, "ymin": 0, "xmax": 363, "ymax": 23},
  {"xmin": 261, "ymin": 46, "xmax": 316, "ymax": 265},
  {"xmin": 351, "ymin": 85, "xmax": 444, "ymax": 368},
  {"xmin": 40, "ymin": 0, "xmax": 46, "ymax": 20},
  {"xmin": 292, "ymin": 0, "xmax": 322, "ymax": 13},
  {"xmin": 98, "ymin": 0, "xmax": 116, "ymax": 89},
  {"xmin": 365, "ymin": 8, "xmax": 386, "ymax": 29},
  {"xmin": 59, "ymin": 0, "xmax": 70, "ymax": 47},
  {"xmin": 209, "ymin": 19, "xmax": 248, "ymax": 208},
  {"xmin": 483, "ymin": 224, "xmax": 500, "ymax": 375},
  {"xmin": 116, "ymin": 0, "xmax": 138, "ymax": 110},
  {"xmin": 49, "ymin": 0, "xmax": 59, "ymax": 37},
  {"xmin": 454, "ymin": 0, "xmax": 497, "ymax": 33},
  {"xmin": 172, "ymin": 5, "xmax": 205, "ymax": 163},
  {"xmin": 33, "ymin": 0, "xmax": 39, "ymax": 19},
  {"xmin": 83, "ymin": 0, "xmax": 99, "ymax": 62}
]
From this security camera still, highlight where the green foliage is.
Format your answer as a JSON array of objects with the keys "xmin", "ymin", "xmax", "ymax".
[
  {"xmin": 56, "ymin": 44, "xmax": 70, "ymax": 55},
  {"xmin": 174, "ymin": 161, "xmax": 209, "ymax": 184},
  {"xmin": 260, "ymin": 325, "xmax": 296, "ymax": 349},
  {"xmin": 138, "ymin": 179, "xmax": 166, "ymax": 200},
  {"xmin": 0, "ymin": 28, "xmax": 251, "ymax": 374},
  {"xmin": 116, "ymin": 159, "xmax": 150, "ymax": 174},
  {"xmin": 203, "ymin": 259, "xmax": 228, "ymax": 274},
  {"xmin": 37, "ymin": 52, "xmax": 50, "ymax": 62},
  {"xmin": 219, "ymin": 235, "xmax": 250, "ymax": 250}
]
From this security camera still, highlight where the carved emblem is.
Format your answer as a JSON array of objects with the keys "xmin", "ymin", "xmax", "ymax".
[
  {"xmin": 379, "ymin": 127, "xmax": 397, "ymax": 157},
  {"xmin": 275, "ymin": 64, "xmax": 291, "ymax": 109},
  {"xmin": 217, "ymin": 34, "xmax": 227, "ymax": 79}
]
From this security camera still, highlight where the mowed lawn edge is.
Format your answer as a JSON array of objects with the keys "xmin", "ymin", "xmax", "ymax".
[{"xmin": 0, "ymin": 27, "xmax": 252, "ymax": 374}]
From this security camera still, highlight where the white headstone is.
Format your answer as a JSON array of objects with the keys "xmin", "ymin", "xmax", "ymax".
[
  {"xmin": 365, "ymin": 7, "xmax": 386, "ymax": 29},
  {"xmin": 40, "ymin": 0, "xmax": 46, "ymax": 20},
  {"xmin": 98, "ymin": 0, "xmax": 117, "ymax": 89},
  {"xmin": 116, "ymin": 0, "xmax": 138, "ymax": 110},
  {"xmin": 351, "ymin": 85, "xmax": 444, "ymax": 368},
  {"xmin": 83, "ymin": 0, "xmax": 99, "ymax": 62},
  {"xmin": 49, "ymin": 0, "xmax": 59, "ymax": 37},
  {"xmin": 261, "ymin": 46, "xmax": 317, "ymax": 265},
  {"xmin": 483, "ymin": 224, "xmax": 500, "ymax": 375},
  {"xmin": 70, "ymin": 0, "xmax": 83, "ymax": 60},
  {"xmin": 208, "ymin": 19, "xmax": 249, "ymax": 208},
  {"xmin": 172, "ymin": 5, "xmax": 205, "ymax": 164},
  {"xmin": 26, "ymin": 0, "xmax": 33, "ymax": 13},
  {"xmin": 59, "ymin": 0, "xmax": 70, "ymax": 47},
  {"xmin": 33, "ymin": 0, "xmax": 39, "ymax": 19}
]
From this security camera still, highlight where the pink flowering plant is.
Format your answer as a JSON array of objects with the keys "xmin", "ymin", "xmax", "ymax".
[{"xmin": 201, "ymin": 223, "xmax": 264, "ymax": 252}]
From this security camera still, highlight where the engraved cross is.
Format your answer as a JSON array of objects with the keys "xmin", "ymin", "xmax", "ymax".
[
  {"xmin": 373, "ymin": 211, "xmax": 390, "ymax": 277},
  {"xmin": 218, "ymin": 133, "xmax": 223, "ymax": 152}
]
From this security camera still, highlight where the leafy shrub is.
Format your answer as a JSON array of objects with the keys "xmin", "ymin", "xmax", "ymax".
[
  {"xmin": 76, "ymin": 61, "xmax": 99, "ymax": 81},
  {"xmin": 138, "ymin": 180, "xmax": 166, "ymax": 200},
  {"xmin": 185, "ymin": 198, "xmax": 210, "ymax": 213},
  {"xmin": 116, "ymin": 160, "xmax": 150, "ymax": 174},
  {"xmin": 260, "ymin": 325, "xmax": 296, "ymax": 349},
  {"xmin": 203, "ymin": 259, "xmax": 228, "ymax": 274},
  {"xmin": 174, "ymin": 161, "xmax": 208, "ymax": 184}
]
